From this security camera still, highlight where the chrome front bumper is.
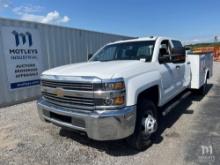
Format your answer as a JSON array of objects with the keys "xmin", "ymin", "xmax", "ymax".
[{"xmin": 37, "ymin": 98, "xmax": 136, "ymax": 141}]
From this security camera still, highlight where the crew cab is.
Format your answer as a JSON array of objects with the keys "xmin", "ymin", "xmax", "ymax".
[{"xmin": 37, "ymin": 37, "xmax": 213, "ymax": 150}]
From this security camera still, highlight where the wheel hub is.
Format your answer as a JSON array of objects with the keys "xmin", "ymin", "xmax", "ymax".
[{"xmin": 142, "ymin": 114, "xmax": 157, "ymax": 135}]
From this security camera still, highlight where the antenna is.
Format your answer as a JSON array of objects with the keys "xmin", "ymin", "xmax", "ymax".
[{"xmin": 214, "ymin": 36, "xmax": 218, "ymax": 43}]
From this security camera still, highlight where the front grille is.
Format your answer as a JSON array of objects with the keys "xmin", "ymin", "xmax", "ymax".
[
  {"xmin": 42, "ymin": 92, "xmax": 95, "ymax": 111},
  {"xmin": 41, "ymin": 80, "xmax": 93, "ymax": 91},
  {"xmin": 41, "ymin": 79, "xmax": 95, "ymax": 111}
]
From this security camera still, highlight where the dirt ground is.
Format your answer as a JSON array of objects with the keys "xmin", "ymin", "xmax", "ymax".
[{"xmin": 0, "ymin": 63, "xmax": 220, "ymax": 165}]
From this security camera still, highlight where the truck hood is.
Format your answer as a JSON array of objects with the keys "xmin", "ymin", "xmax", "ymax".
[{"xmin": 42, "ymin": 60, "xmax": 157, "ymax": 79}]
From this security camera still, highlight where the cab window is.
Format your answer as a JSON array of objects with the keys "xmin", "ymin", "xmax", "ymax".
[
  {"xmin": 159, "ymin": 40, "xmax": 171, "ymax": 57},
  {"xmin": 172, "ymin": 40, "xmax": 183, "ymax": 48},
  {"xmin": 158, "ymin": 40, "xmax": 172, "ymax": 63}
]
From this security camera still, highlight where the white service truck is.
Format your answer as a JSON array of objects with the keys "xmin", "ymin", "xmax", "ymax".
[{"xmin": 37, "ymin": 37, "xmax": 213, "ymax": 150}]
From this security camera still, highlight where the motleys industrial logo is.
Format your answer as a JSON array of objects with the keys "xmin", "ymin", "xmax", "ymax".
[
  {"xmin": 198, "ymin": 145, "xmax": 215, "ymax": 163},
  {"xmin": 1, "ymin": 26, "xmax": 42, "ymax": 90},
  {"xmin": 12, "ymin": 30, "xmax": 33, "ymax": 47},
  {"xmin": 9, "ymin": 30, "xmax": 38, "ymax": 56}
]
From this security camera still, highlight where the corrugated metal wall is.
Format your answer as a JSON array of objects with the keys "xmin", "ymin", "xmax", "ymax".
[{"xmin": 0, "ymin": 18, "xmax": 132, "ymax": 107}]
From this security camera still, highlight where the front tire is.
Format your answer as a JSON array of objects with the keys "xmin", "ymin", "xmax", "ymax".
[{"xmin": 127, "ymin": 99, "xmax": 158, "ymax": 150}]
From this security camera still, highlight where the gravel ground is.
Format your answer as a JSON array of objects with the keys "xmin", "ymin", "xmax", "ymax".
[{"xmin": 0, "ymin": 62, "xmax": 220, "ymax": 165}]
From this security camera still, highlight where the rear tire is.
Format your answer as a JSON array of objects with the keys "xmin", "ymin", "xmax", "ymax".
[
  {"xmin": 127, "ymin": 99, "xmax": 158, "ymax": 150},
  {"xmin": 197, "ymin": 77, "xmax": 208, "ymax": 95}
]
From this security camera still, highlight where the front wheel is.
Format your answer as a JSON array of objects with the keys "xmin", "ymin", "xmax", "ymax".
[{"xmin": 127, "ymin": 99, "xmax": 158, "ymax": 150}]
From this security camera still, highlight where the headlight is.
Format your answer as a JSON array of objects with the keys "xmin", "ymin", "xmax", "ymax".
[
  {"xmin": 104, "ymin": 81, "xmax": 125, "ymax": 90},
  {"xmin": 94, "ymin": 78, "xmax": 125, "ymax": 91},
  {"xmin": 94, "ymin": 78, "xmax": 126, "ymax": 108}
]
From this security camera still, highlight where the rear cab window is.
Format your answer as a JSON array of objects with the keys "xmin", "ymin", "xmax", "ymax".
[{"xmin": 172, "ymin": 40, "xmax": 183, "ymax": 48}]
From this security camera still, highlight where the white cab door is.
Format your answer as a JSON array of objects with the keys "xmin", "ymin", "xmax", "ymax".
[
  {"xmin": 158, "ymin": 40, "xmax": 178, "ymax": 104},
  {"xmin": 159, "ymin": 63, "xmax": 177, "ymax": 103},
  {"xmin": 170, "ymin": 40, "xmax": 190, "ymax": 92}
]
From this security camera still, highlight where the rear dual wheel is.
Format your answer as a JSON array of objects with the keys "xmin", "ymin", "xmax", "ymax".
[{"xmin": 127, "ymin": 99, "xmax": 158, "ymax": 150}]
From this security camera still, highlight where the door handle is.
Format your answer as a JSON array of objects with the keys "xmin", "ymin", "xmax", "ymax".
[{"xmin": 176, "ymin": 65, "xmax": 180, "ymax": 70}]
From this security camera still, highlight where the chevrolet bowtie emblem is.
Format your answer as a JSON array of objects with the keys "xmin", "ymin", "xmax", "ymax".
[{"xmin": 55, "ymin": 87, "xmax": 64, "ymax": 97}]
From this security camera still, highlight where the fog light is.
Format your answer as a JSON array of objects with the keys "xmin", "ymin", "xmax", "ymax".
[{"xmin": 105, "ymin": 98, "xmax": 113, "ymax": 105}]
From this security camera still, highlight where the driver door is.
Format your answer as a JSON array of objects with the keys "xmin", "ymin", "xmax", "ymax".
[{"xmin": 158, "ymin": 40, "xmax": 178, "ymax": 104}]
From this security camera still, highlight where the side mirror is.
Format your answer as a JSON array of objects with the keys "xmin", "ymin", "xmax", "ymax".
[
  {"xmin": 159, "ymin": 55, "xmax": 171, "ymax": 64},
  {"xmin": 87, "ymin": 53, "xmax": 93, "ymax": 60},
  {"xmin": 171, "ymin": 47, "xmax": 186, "ymax": 55},
  {"xmin": 171, "ymin": 55, "xmax": 186, "ymax": 63},
  {"xmin": 184, "ymin": 46, "xmax": 191, "ymax": 51},
  {"xmin": 171, "ymin": 47, "xmax": 186, "ymax": 63}
]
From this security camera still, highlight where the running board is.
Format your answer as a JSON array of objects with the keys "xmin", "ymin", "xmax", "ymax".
[{"xmin": 162, "ymin": 91, "xmax": 191, "ymax": 116}]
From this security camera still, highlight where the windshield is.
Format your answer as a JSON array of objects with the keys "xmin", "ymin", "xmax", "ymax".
[{"xmin": 90, "ymin": 41, "xmax": 155, "ymax": 62}]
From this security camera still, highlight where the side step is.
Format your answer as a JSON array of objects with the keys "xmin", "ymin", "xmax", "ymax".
[{"xmin": 162, "ymin": 91, "xmax": 191, "ymax": 116}]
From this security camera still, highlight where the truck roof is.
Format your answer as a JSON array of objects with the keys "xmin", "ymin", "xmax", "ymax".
[
  {"xmin": 109, "ymin": 36, "xmax": 174, "ymax": 45},
  {"xmin": 111, "ymin": 36, "xmax": 157, "ymax": 44}
]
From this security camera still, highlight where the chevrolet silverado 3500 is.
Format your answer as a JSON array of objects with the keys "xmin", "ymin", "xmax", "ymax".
[{"xmin": 37, "ymin": 37, "xmax": 213, "ymax": 150}]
